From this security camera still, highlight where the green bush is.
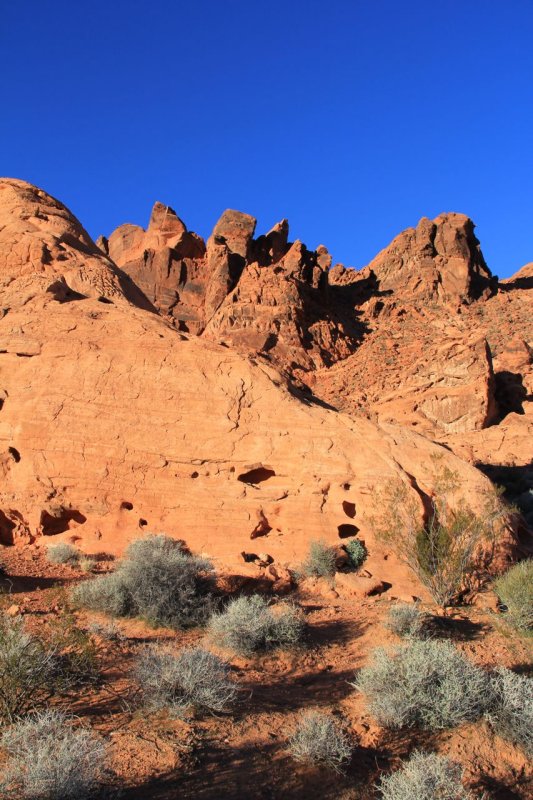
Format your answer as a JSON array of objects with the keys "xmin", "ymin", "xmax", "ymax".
[
  {"xmin": 288, "ymin": 711, "xmax": 352, "ymax": 772},
  {"xmin": 46, "ymin": 543, "xmax": 80, "ymax": 565},
  {"xmin": 494, "ymin": 560, "xmax": 533, "ymax": 631},
  {"xmin": 72, "ymin": 534, "xmax": 214, "ymax": 629},
  {"xmin": 354, "ymin": 640, "xmax": 491, "ymax": 730},
  {"xmin": 134, "ymin": 644, "xmax": 236, "ymax": 716},
  {"xmin": 379, "ymin": 751, "xmax": 472, "ymax": 800},
  {"xmin": 386, "ymin": 603, "xmax": 426, "ymax": 639},
  {"xmin": 0, "ymin": 709, "xmax": 106, "ymax": 799},
  {"xmin": 299, "ymin": 540, "xmax": 336, "ymax": 578},
  {"xmin": 345, "ymin": 538, "xmax": 368, "ymax": 569},
  {"xmin": 487, "ymin": 667, "xmax": 532, "ymax": 756},
  {"xmin": 208, "ymin": 594, "xmax": 304, "ymax": 655}
]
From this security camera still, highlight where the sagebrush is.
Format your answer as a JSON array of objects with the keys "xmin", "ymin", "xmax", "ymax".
[
  {"xmin": 0, "ymin": 709, "xmax": 106, "ymax": 799},
  {"xmin": 134, "ymin": 644, "xmax": 236, "ymax": 716},
  {"xmin": 46, "ymin": 543, "xmax": 80, "ymax": 565},
  {"xmin": 208, "ymin": 594, "xmax": 304, "ymax": 654},
  {"xmin": 354, "ymin": 640, "xmax": 491, "ymax": 730},
  {"xmin": 379, "ymin": 751, "xmax": 472, "ymax": 800},
  {"xmin": 487, "ymin": 667, "xmax": 532, "ymax": 756},
  {"xmin": 386, "ymin": 603, "xmax": 427, "ymax": 639},
  {"xmin": 72, "ymin": 534, "xmax": 214, "ymax": 629},
  {"xmin": 299, "ymin": 540, "xmax": 336, "ymax": 579},
  {"xmin": 288, "ymin": 711, "xmax": 352, "ymax": 772}
]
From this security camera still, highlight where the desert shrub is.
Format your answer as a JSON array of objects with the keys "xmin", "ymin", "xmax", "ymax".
[
  {"xmin": 372, "ymin": 466, "xmax": 509, "ymax": 606},
  {"xmin": 494, "ymin": 560, "xmax": 533, "ymax": 631},
  {"xmin": 379, "ymin": 751, "xmax": 472, "ymax": 800},
  {"xmin": 46, "ymin": 543, "xmax": 80, "ymax": 565},
  {"xmin": 299, "ymin": 540, "xmax": 336, "ymax": 578},
  {"xmin": 386, "ymin": 603, "xmax": 427, "ymax": 639},
  {"xmin": 208, "ymin": 594, "xmax": 304, "ymax": 654},
  {"xmin": 72, "ymin": 534, "xmax": 214, "ymax": 629},
  {"xmin": 0, "ymin": 709, "xmax": 106, "ymax": 799},
  {"xmin": 87, "ymin": 621, "xmax": 125, "ymax": 643},
  {"xmin": 78, "ymin": 557, "xmax": 96, "ymax": 574},
  {"xmin": 345, "ymin": 538, "xmax": 368, "ymax": 569},
  {"xmin": 0, "ymin": 615, "xmax": 58, "ymax": 722},
  {"xmin": 134, "ymin": 644, "xmax": 236, "ymax": 716},
  {"xmin": 288, "ymin": 711, "xmax": 352, "ymax": 772},
  {"xmin": 354, "ymin": 640, "xmax": 491, "ymax": 730},
  {"xmin": 487, "ymin": 667, "xmax": 532, "ymax": 756},
  {"xmin": 47, "ymin": 613, "xmax": 100, "ymax": 688}
]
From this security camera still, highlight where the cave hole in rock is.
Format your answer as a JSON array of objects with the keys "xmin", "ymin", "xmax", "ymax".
[
  {"xmin": 342, "ymin": 482, "xmax": 351, "ymax": 491},
  {"xmin": 139, "ymin": 518, "xmax": 148, "ymax": 527},
  {"xmin": 237, "ymin": 466, "xmax": 276, "ymax": 485},
  {"xmin": 8, "ymin": 447, "xmax": 21, "ymax": 463},
  {"xmin": 342, "ymin": 501, "xmax": 356, "ymax": 518},
  {"xmin": 120, "ymin": 501, "xmax": 133, "ymax": 511},
  {"xmin": 190, "ymin": 471, "xmax": 199, "ymax": 479},
  {"xmin": 40, "ymin": 509, "xmax": 87, "ymax": 536},
  {"xmin": 338, "ymin": 523, "xmax": 360, "ymax": 539}
]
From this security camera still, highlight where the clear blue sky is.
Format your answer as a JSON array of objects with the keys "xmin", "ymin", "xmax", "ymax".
[{"xmin": 1, "ymin": 1, "xmax": 532, "ymax": 277}]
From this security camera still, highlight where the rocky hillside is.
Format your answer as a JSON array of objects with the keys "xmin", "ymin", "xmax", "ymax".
[{"xmin": 0, "ymin": 178, "xmax": 529, "ymax": 587}]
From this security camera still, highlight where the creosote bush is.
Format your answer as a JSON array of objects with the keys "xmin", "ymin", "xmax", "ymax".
[
  {"xmin": 386, "ymin": 603, "xmax": 427, "ymax": 639},
  {"xmin": 46, "ymin": 543, "xmax": 80, "ymax": 565},
  {"xmin": 379, "ymin": 751, "xmax": 473, "ymax": 800},
  {"xmin": 134, "ymin": 644, "xmax": 236, "ymax": 716},
  {"xmin": 299, "ymin": 540, "xmax": 336, "ymax": 579},
  {"xmin": 354, "ymin": 640, "xmax": 491, "ymax": 730},
  {"xmin": 289, "ymin": 711, "xmax": 352, "ymax": 772},
  {"xmin": 72, "ymin": 534, "xmax": 214, "ymax": 629},
  {"xmin": 345, "ymin": 538, "xmax": 368, "ymax": 570},
  {"xmin": 372, "ymin": 464, "xmax": 510, "ymax": 606},
  {"xmin": 208, "ymin": 594, "xmax": 304, "ymax": 655},
  {"xmin": 487, "ymin": 667, "xmax": 532, "ymax": 756},
  {"xmin": 494, "ymin": 560, "xmax": 533, "ymax": 632},
  {"xmin": 0, "ymin": 709, "xmax": 106, "ymax": 799}
]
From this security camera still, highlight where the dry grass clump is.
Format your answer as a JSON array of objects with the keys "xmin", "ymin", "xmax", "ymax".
[
  {"xmin": 386, "ymin": 603, "xmax": 427, "ymax": 639},
  {"xmin": 72, "ymin": 534, "xmax": 214, "ymax": 629},
  {"xmin": 207, "ymin": 594, "xmax": 304, "ymax": 655},
  {"xmin": 494, "ymin": 560, "xmax": 533, "ymax": 632},
  {"xmin": 134, "ymin": 644, "xmax": 237, "ymax": 716},
  {"xmin": 288, "ymin": 711, "xmax": 352, "ymax": 772},
  {"xmin": 379, "ymin": 751, "xmax": 473, "ymax": 800},
  {"xmin": 46, "ymin": 543, "xmax": 80, "ymax": 565},
  {"xmin": 0, "ymin": 709, "xmax": 106, "ymax": 799},
  {"xmin": 487, "ymin": 667, "xmax": 532, "ymax": 756},
  {"xmin": 354, "ymin": 640, "xmax": 491, "ymax": 730}
]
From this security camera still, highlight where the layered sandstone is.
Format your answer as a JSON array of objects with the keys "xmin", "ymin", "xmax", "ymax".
[{"xmin": 0, "ymin": 179, "xmax": 516, "ymax": 591}]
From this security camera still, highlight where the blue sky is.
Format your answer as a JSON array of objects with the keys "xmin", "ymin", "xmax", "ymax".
[{"xmin": 1, "ymin": 1, "xmax": 532, "ymax": 277}]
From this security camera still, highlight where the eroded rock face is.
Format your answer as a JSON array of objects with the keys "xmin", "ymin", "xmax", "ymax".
[{"xmin": 0, "ymin": 179, "xmax": 515, "ymax": 582}]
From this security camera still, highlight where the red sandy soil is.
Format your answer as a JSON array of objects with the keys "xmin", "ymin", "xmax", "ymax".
[{"xmin": 1, "ymin": 545, "xmax": 531, "ymax": 800}]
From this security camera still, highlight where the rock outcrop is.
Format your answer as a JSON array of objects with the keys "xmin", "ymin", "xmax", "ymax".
[{"xmin": 0, "ymin": 179, "xmax": 516, "ymax": 586}]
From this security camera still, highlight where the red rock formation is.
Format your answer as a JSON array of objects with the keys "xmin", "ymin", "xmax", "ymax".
[{"xmin": 0, "ymin": 179, "xmax": 516, "ymax": 586}]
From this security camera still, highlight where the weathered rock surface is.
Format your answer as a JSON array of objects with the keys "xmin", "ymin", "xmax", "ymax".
[{"xmin": 0, "ymin": 179, "xmax": 516, "ymax": 584}]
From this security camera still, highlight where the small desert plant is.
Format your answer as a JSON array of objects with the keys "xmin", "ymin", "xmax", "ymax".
[
  {"xmin": 379, "ymin": 751, "xmax": 473, "ymax": 800},
  {"xmin": 299, "ymin": 540, "xmax": 336, "ymax": 579},
  {"xmin": 72, "ymin": 534, "xmax": 214, "ymax": 629},
  {"xmin": 0, "ymin": 615, "xmax": 58, "ymax": 722},
  {"xmin": 372, "ymin": 465, "xmax": 510, "ymax": 606},
  {"xmin": 46, "ymin": 543, "xmax": 80, "ymax": 565},
  {"xmin": 345, "ymin": 538, "xmax": 368, "ymax": 569},
  {"xmin": 78, "ymin": 557, "xmax": 96, "ymax": 574},
  {"xmin": 134, "ymin": 644, "xmax": 237, "ymax": 716},
  {"xmin": 386, "ymin": 603, "xmax": 427, "ymax": 639},
  {"xmin": 208, "ymin": 594, "xmax": 304, "ymax": 654},
  {"xmin": 494, "ymin": 560, "xmax": 533, "ymax": 631},
  {"xmin": 0, "ymin": 709, "xmax": 106, "ymax": 799},
  {"xmin": 289, "ymin": 711, "xmax": 352, "ymax": 772},
  {"xmin": 354, "ymin": 640, "xmax": 491, "ymax": 730},
  {"xmin": 87, "ymin": 621, "xmax": 125, "ymax": 643},
  {"xmin": 487, "ymin": 667, "xmax": 532, "ymax": 756},
  {"xmin": 47, "ymin": 613, "xmax": 100, "ymax": 688}
]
